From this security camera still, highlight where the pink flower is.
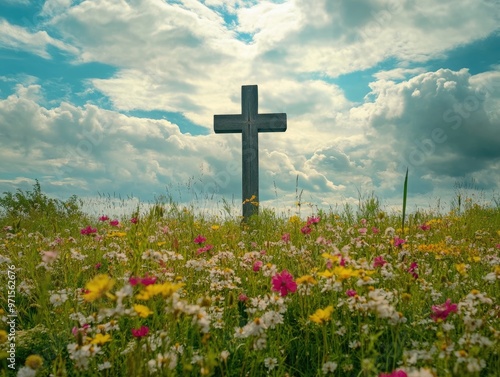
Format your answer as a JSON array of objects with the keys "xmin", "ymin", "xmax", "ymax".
[
  {"xmin": 358, "ymin": 227, "xmax": 367, "ymax": 235},
  {"xmin": 346, "ymin": 289, "xmax": 357, "ymax": 297},
  {"xmin": 41, "ymin": 251, "xmax": 58, "ymax": 264},
  {"xmin": 129, "ymin": 276, "xmax": 141, "ymax": 286},
  {"xmin": 109, "ymin": 219, "xmax": 119, "ymax": 227},
  {"xmin": 373, "ymin": 256, "xmax": 387, "ymax": 268},
  {"xmin": 252, "ymin": 260, "xmax": 263, "ymax": 272},
  {"xmin": 393, "ymin": 237, "xmax": 406, "ymax": 247},
  {"xmin": 95, "ymin": 263, "xmax": 102, "ymax": 270},
  {"xmin": 141, "ymin": 275, "xmax": 157, "ymax": 286},
  {"xmin": 130, "ymin": 274, "xmax": 157, "ymax": 286},
  {"xmin": 306, "ymin": 216, "xmax": 321, "ymax": 225},
  {"xmin": 408, "ymin": 261, "xmax": 418, "ymax": 279},
  {"xmin": 301, "ymin": 225, "xmax": 312, "ymax": 235},
  {"xmin": 72, "ymin": 323, "xmax": 90, "ymax": 338},
  {"xmin": 271, "ymin": 270, "xmax": 297, "ymax": 297},
  {"xmin": 130, "ymin": 217, "xmax": 138, "ymax": 224},
  {"xmin": 325, "ymin": 259, "xmax": 333, "ymax": 269},
  {"xmin": 80, "ymin": 225, "xmax": 97, "ymax": 235},
  {"xmin": 131, "ymin": 325, "xmax": 149, "ymax": 338},
  {"xmin": 379, "ymin": 370, "xmax": 408, "ymax": 377},
  {"xmin": 339, "ymin": 256, "xmax": 346, "ymax": 267},
  {"xmin": 431, "ymin": 299, "xmax": 458, "ymax": 322},
  {"xmin": 360, "ymin": 218, "xmax": 367, "ymax": 225},
  {"xmin": 197, "ymin": 244, "xmax": 213, "ymax": 255},
  {"xmin": 372, "ymin": 227, "xmax": 380, "ymax": 234},
  {"xmin": 99, "ymin": 215, "xmax": 109, "ymax": 222},
  {"xmin": 238, "ymin": 293, "xmax": 248, "ymax": 302},
  {"xmin": 193, "ymin": 234, "xmax": 207, "ymax": 244},
  {"xmin": 281, "ymin": 233, "xmax": 290, "ymax": 243},
  {"xmin": 419, "ymin": 223, "xmax": 430, "ymax": 231}
]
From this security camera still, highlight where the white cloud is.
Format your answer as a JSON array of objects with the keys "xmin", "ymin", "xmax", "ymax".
[
  {"xmin": 0, "ymin": 18, "xmax": 78, "ymax": 59},
  {"xmin": 40, "ymin": 0, "xmax": 72, "ymax": 17}
]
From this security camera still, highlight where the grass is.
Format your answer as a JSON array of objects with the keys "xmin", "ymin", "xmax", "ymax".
[{"xmin": 0, "ymin": 183, "xmax": 499, "ymax": 377}]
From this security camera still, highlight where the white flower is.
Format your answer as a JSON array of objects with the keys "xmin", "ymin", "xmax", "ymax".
[
  {"xmin": 220, "ymin": 350, "xmax": 230, "ymax": 362},
  {"xmin": 49, "ymin": 293, "xmax": 68, "ymax": 307},
  {"xmin": 407, "ymin": 368, "xmax": 435, "ymax": 377},
  {"xmin": 264, "ymin": 357, "xmax": 278, "ymax": 370},
  {"xmin": 322, "ymin": 361, "xmax": 338, "ymax": 374},
  {"xmin": 98, "ymin": 361, "xmax": 112, "ymax": 370},
  {"xmin": 16, "ymin": 367, "xmax": 37, "ymax": 377}
]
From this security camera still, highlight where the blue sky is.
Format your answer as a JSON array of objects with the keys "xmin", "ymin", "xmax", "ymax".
[{"xmin": 0, "ymin": 0, "xmax": 499, "ymax": 216}]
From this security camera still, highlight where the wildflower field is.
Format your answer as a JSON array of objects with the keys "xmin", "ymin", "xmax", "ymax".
[{"xmin": 0, "ymin": 184, "xmax": 499, "ymax": 377}]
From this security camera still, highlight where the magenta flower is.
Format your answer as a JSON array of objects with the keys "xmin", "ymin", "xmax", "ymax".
[
  {"xmin": 281, "ymin": 233, "xmax": 291, "ymax": 243},
  {"xmin": 94, "ymin": 262, "xmax": 102, "ymax": 270},
  {"xmin": 339, "ymin": 256, "xmax": 346, "ymax": 267},
  {"xmin": 129, "ymin": 276, "xmax": 141, "ymax": 286},
  {"xmin": 346, "ymin": 289, "xmax": 357, "ymax": 297},
  {"xmin": 130, "ymin": 274, "xmax": 157, "ymax": 286},
  {"xmin": 238, "ymin": 293, "xmax": 248, "ymax": 302},
  {"xmin": 306, "ymin": 216, "xmax": 321, "ymax": 225},
  {"xmin": 80, "ymin": 225, "xmax": 97, "ymax": 235},
  {"xmin": 393, "ymin": 237, "xmax": 406, "ymax": 247},
  {"xmin": 194, "ymin": 234, "xmax": 207, "ymax": 244},
  {"xmin": 408, "ymin": 261, "xmax": 418, "ymax": 279},
  {"xmin": 253, "ymin": 260, "xmax": 263, "ymax": 272},
  {"xmin": 419, "ymin": 223, "xmax": 431, "ymax": 231},
  {"xmin": 141, "ymin": 275, "xmax": 157, "ymax": 286},
  {"xmin": 271, "ymin": 270, "xmax": 297, "ymax": 297},
  {"xmin": 196, "ymin": 244, "xmax": 213, "ymax": 255},
  {"xmin": 301, "ymin": 225, "xmax": 312, "ymax": 235},
  {"xmin": 130, "ymin": 217, "xmax": 138, "ymax": 224},
  {"xmin": 109, "ymin": 219, "xmax": 119, "ymax": 227},
  {"xmin": 372, "ymin": 226, "xmax": 380, "ymax": 234},
  {"xmin": 373, "ymin": 256, "xmax": 387, "ymax": 268},
  {"xmin": 99, "ymin": 215, "xmax": 109, "ymax": 222},
  {"xmin": 379, "ymin": 370, "xmax": 408, "ymax": 377},
  {"xmin": 131, "ymin": 325, "xmax": 149, "ymax": 338},
  {"xmin": 431, "ymin": 298, "xmax": 458, "ymax": 322}
]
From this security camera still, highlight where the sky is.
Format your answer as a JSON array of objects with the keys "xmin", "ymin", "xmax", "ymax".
[{"xmin": 0, "ymin": 0, "xmax": 499, "ymax": 217}]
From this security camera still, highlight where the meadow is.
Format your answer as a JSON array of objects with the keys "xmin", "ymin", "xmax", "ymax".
[{"xmin": 0, "ymin": 183, "xmax": 499, "ymax": 376}]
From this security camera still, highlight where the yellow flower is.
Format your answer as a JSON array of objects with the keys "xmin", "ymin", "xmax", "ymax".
[
  {"xmin": 296, "ymin": 275, "xmax": 317, "ymax": 285},
  {"xmin": 318, "ymin": 270, "xmax": 334, "ymax": 278},
  {"xmin": 0, "ymin": 330, "xmax": 7, "ymax": 344},
  {"xmin": 84, "ymin": 274, "xmax": 115, "ymax": 302},
  {"xmin": 134, "ymin": 304, "xmax": 153, "ymax": 318},
  {"xmin": 243, "ymin": 195, "xmax": 257, "ymax": 204},
  {"xmin": 332, "ymin": 266, "xmax": 361, "ymax": 281},
  {"xmin": 288, "ymin": 215, "xmax": 301, "ymax": 224},
  {"xmin": 107, "ymin": 231, "xmax": 127, "ymax": 238},
  {"xmin": 136, "ymin": 282, "xmax": 184, "ymax": 301},
  {"xmin": 321, "ymin": 253, "xmax": 340, "ymax": 263},
  {"xmin": 455, "ymin": 263, "xmax": 468, "ymax": 276},
  {"xmin": 90, "ymin": 333, "xmax": 111, "ymax": 345},
  {"xmin": 25, "ymin": 354, "xmax": 43, "ymax": 370},
  {"xmin": 309, "ymin": 305, "xmax": 334, "ymax": 324},
  {"xmin": 211, "ymin": 225, "xmax": 220, "ymax": 231}
]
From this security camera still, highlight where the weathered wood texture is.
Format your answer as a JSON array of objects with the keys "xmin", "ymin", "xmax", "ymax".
[{"xmin": 214, "ymin": 85, "xmax": 287, "ymax": 218}]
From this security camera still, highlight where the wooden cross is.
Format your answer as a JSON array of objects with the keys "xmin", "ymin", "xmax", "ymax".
[{"xmin": 214, "ymin": 85, "xmax": 287, "ymax": 218}]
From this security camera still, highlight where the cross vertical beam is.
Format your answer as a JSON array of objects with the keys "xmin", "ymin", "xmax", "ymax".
[{"xmin": 214, "ymin": 85, "xmax": 287, "ymax": 219}]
